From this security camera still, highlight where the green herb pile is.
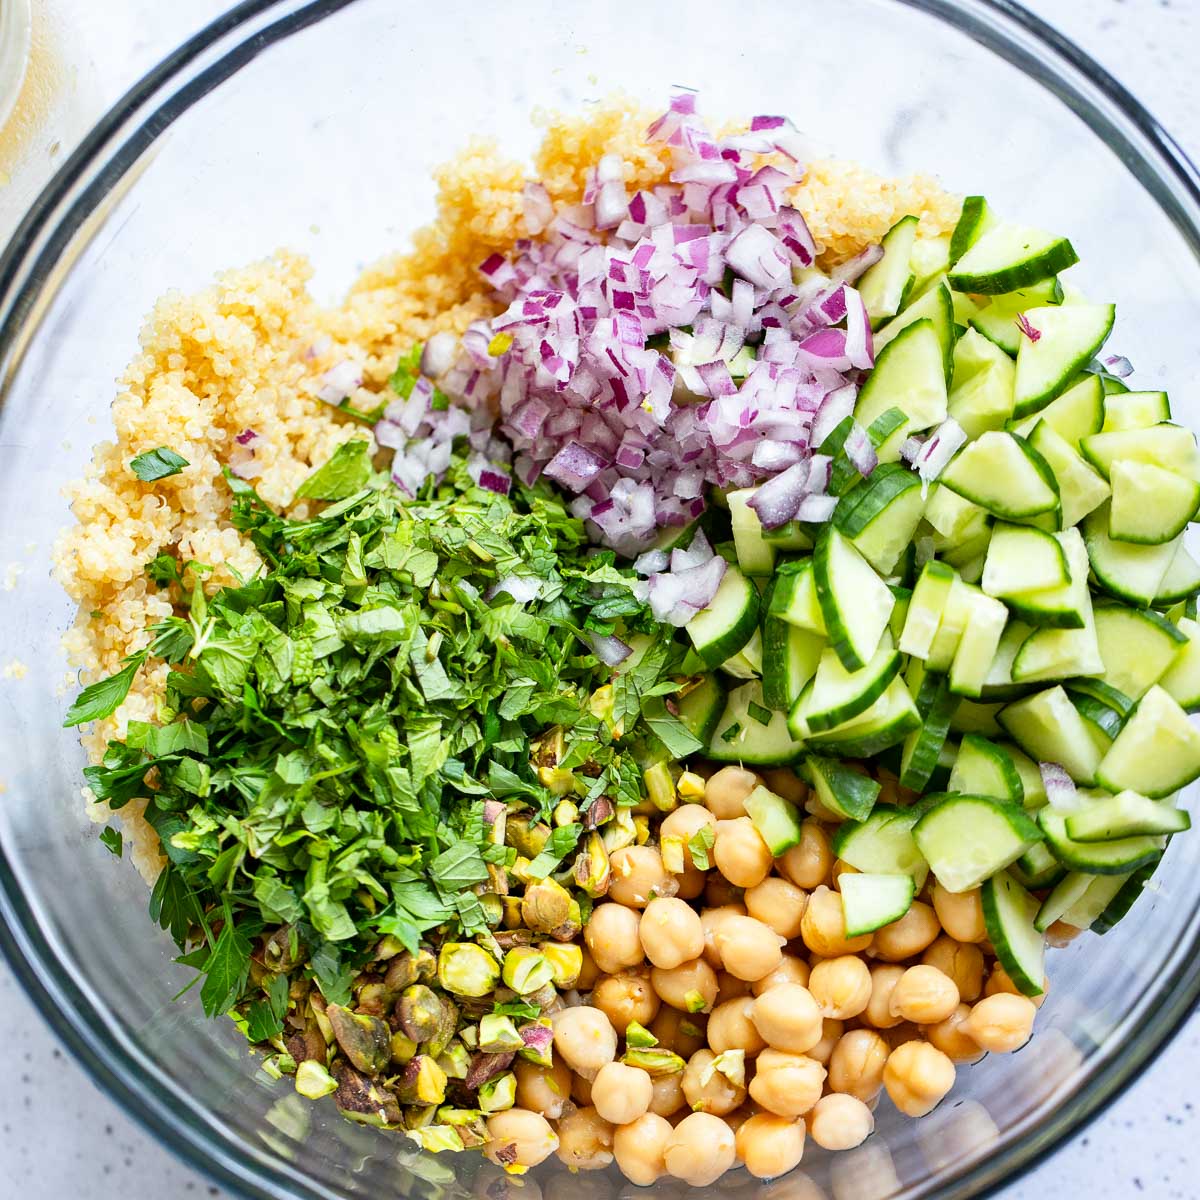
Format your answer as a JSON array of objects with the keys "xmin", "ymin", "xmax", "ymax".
[{"xmin": 66, "ymin": 446, "xmax": 704, "ymax": 1031}]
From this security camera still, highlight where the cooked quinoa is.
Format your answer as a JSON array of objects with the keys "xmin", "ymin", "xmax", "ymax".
[{"xmin": 52, "ymin": 101, "xmax": 958, "ymax": 878}]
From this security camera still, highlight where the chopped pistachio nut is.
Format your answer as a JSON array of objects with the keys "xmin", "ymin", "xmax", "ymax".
[
  {"xmin": 479, "ymin": 1014, "xmax": 525, "ymax": 1053},
  {"xmin": 374, "ymin": 934, "xmax": 406, "ymax": 961},
  {"xmin": 510, "ymin": 856, "xmax": 535, "ymax": 886},
  {"xmin": 501, "ymin": 896, "xmax": 524, "ymax": 928},
  {"xmin": 633, "ymin": 815, "xmax": 652, "ymax": 844},
  {"xmin": 326, "ymin": 1004, "xmax": 392, "ymax": 1076},
  {"xmin": 437, "ymin": 943, "xmax": 501, "ymax": 997},
  {"xmin": 398, "ymin": 1055, "xmax": 449, "ymax": 1106},
  {"xmin": 602, "ymin": 807, "xmax": 638, "ymax": 853},
  {"xmin": 517, "ymin": 1018, "xmax": 554, "ymax": 1066},
  {"xmin": 541, "ymin": 942, "xmax": 583, "ymax": 988},
  {"xmin": 478, "ymin": 1071, "xmax": 517, "ymax": 1113},
  {"xmin": 502, "ymin": 946, "xmax": 555, "ymax": 995},
  {"xmin": 553, "ymin": 799, "xmax": 580, "ymax": 827},
  {"xmin": 702, "ymin": 1049, "xmax": 746, "ymax": 1089},
  {"xmin": 625, "ymin": 1021, "xmax": 658, "ymax": 1049},
  {"xmin": 437, "ymin": 1041, "xmax": 472, "ymax": 1080},
  {"xmin": 537, "ymin": 765, "xmax": 576, "ymax": 796},
  {"xmin": 574, "ymin": 833, "xmax": 612, "ymax": 898},
  {"xmin": 677, "ymin": 770, "xmax": 707, "ymax": 801},
  {"xmin": 406, "ymin": 1125, "xmax": 465, "ymax": 1154},
  {"xmin": 261, "ymin": 1052, "xmax": 297, "ymax": 1080},
  {"xmin": 660, "ymin": 834, "xmax": 686, "ymax": 875},
  {"xmin": 643, "ymin": 761, "xmax": 677, "ymax": 813},
  {"xmin": 479, "ymin": 893, "xmax": 505, "ymax": 927},
  {"xmin": 397, "ymin": 984, "xmax": 445, "ymax": 1044},
  {"xmin": 520, "ymin": 877, "xmax": 572, "ymax": 933},
  {"xmin": 391, "ymin": 1030, "xmax": 419, "ymax": 1065},
  {"xmin": 507, "ymin": 816, "xmax": 552, "ymax": 859},
  {"xmin": 684, "ymin": 989, "xmax": 711, "ymax": 1014},
  {"xmin": 621, "ymin": 1047, "xmax": 686, "ymax": 1076},
  {"xmin": 295, "ymin": 1060, "xmax": 338, "ymax": 1100}
]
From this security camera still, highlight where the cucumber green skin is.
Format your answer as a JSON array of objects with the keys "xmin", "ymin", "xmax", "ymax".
[
  {"xmin": 948, "ymin": 734, "xmax": 1025, "ymax": 804},
  {"xmin": 1002, "ymin": 593, "xmax": 1086, "ymax": 630},
  {"xmin": 834, "ymin": 466, "xmax": 922, "ymax": 538},
  {"xmin": 1011, "ymin": 305, "xmax": 1115, "ymax": 420},
  {"xmin": 1037, "ymin": 808, "xmax": 1163, "ymax": 875},
  {"xmin": 676, "ymin": 675, "xmax": 727, "ymax": 744},
  {"xmin": 1092, "ymin": 603, "xmax": 1187, "ymax": 699},
  {"xmin": 1034, "ymin": 871, "xmax": 1093, "ymax": 933},
  {"xmin": 744, "ymin": 786, "xmax": 805, "ymax": 855},
  {"xmin": 807, "ymin": 755, "xmax": 881, "ymax": 822},
  {"xmin": 949, "ymin": 196, "xmax": 992, "ymax": 266},
  {"xmin": 949, "ymin": 238, "xmax": 1079, "ymax": 296},
  {"xmin": 840, "ymin": 873, "xmax": 917, "ymax": 937},
  {"xmin": 831, "ymin": 805, "xmax": 927, "ymax": 885},
  {"xmin": 1065, "ymin": 798, "xmax": 1190, "ymax": 842},
  {"xmin": 689, "ymin": 572, "xmax": 762, "ymax": 669},
  {"xmin": 899, "ymin": 674, "xmax": 959, "ymax": 791},
  {"xmin": 1066, "ymin": 677, "xmax": 1134, "ymax": 718},
  {"xmin": 1065, "ymin": 690, "xmax": 1124, "ymax": 740},
  {"xmin": 980, "ymin": 873, "xmax": 1046, "ymax": 996},
  {"xmin": 803, "ymin": 650, "xmax": 902, "ymax": 734},
  {"xmin": 813, "ymin": 528, "xmax": 891, "ymax": 673},
  {"xmin": 1009, "ymin": 842, "xmax": 1066, "ymax": 890},
  {"xmin": 806, "ymin": 706, "xmax": 922, "ymax": 760},
  {"xmin": 1154, "ymin": 548, "xmax": 1200, "ymax": 607},
  {"xmin": 1091, "ymin": 859, "xmax": 1162, "ymax": 934}
]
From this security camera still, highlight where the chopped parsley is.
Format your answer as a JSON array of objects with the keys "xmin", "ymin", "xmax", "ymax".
[{"xmin": 130, "ymin": 447, "xmax": 189, "ymax": 481}]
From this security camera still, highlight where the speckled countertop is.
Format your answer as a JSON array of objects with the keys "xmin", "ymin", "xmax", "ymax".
[{"xmin": 1, "ymin": 1, "xmax": 1198, "ymax": 1197}]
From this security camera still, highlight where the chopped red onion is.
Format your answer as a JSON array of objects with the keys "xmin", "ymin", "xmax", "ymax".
[
  {"xmin": 316, "ymin": 359, "xmax": 363, "ymax": 404},
  {"xmin": 543, "ymin": 442, "xmax": 608, "ymax": 491},
  {"xmin": 488, "ymin": 575, "xmax": 542, "ymax": 604},
  {"xmin": 522, "ymin": 182, "xmax": 554, "ymax": 235},
  {"xmin": 795, "ymin": 493, "xmax": 838, "ymax": 522},
  {"xmin": 843, "ymin": 421, "xmax": 878, "ymax": 478},
  {"xmin": 235, "ymin": 428, "xmax": 258, "ymax": 446},
  {"xmin": 590, "ymin": 633, "xmax": 634, "ymax": 666},
  {"xmin": 669, "ymin": 529, "xmax": 714, "ymax": 571},
  {"xmin": 633, "ymin": 548, "xmax": 669, "ymax": 576},
  {"xmin": 914, "ymin": 418, "xmax": 966, "ymax": 485},
  {"xmin": 812, "ymin": 385, "xmax": 857, "ymax": 449},
  {"xmin": 1015, "ymin": 312, "xmax": 1041, "ymax": 343},
  {"xmin": 748, "ymin": 460, "xmax": 812, "ymax": 529},
  {"xmin": 831, "ymin": 244, "xmax": 884, "ymax": 284},
  {"xmin": 1103, "ymin": 354, "xmax": 1133, "ymax": 378},
  {"xmin": 420, "ymin": 331, "xmax": 458, "ymax": 379},
  {"xmin": 1039, "ymin": 762, "xmax": 1078, "ymax": 808}
]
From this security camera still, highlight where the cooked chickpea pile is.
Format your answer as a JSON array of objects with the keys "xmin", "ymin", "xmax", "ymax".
[{"xmin": 484, "ymin": 764, "xmax": 1042, "ymax": 1185}]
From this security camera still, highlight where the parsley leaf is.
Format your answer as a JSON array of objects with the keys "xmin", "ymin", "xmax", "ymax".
[
  {"xmin": 99, "ymin": 827, "xmax": 123, "ymax": 857},
  {"xmin": 130, "ymin": 447, "xmax": 189, "ymax": 481},
  {"xmin": 62, "ymin": 654, "xmax": 145, "ymax": 727}
]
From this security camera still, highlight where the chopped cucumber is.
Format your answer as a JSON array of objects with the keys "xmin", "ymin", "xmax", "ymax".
[
  {"xmin": 981, "ymin": 522, "xmax": 1069, "ymax": 599},
  {"xmin": 899, "ymin": 672, "xmax": 959, "ymax": 791},
  {"xmin": 806, "ymin": 756, "xmax": 882, "ymax": 822},
  {"xmin": 1035, "ymin": 871, "xmax": 1094, "ymax": 933},
  {"xmin": 853, "ymin": 319, "xmax": 948, "ymax": 462},
  {"xmin": 1064, "ymin": 790, "xmax": 1191, "ymax": 841},
  {"xmin": 947, "ymin": 734, "xmax": 1024, "ymax": 804},
  {"xmin": 840, "ymin": 873, "xmax": 917, "ymax": 938},
  {"xmin": 813, "ymin": 527, "xmax": 895, "ymax": 672},
  {"xmin": 1159, "ymin": 616, "xmax": 1200, "ymax": 711},
  {"xmin": 727, "ymin": 489, "xmax": 777, "ymax": 576},
  {"xmin": 832, "ymin": 804, "xmax": 929, "ymax": 888},
  {"xmin": 1061, "ymin": 872, "xmax": 1134, "ymax": 930},
  {"xmin": 1090, "ymin": 861, "xmax": 1162, "ymax": 934},
  {"xmin": 925, "ymin": 486, "xmax": 990, "ymax": 548},
  {"xmin": 675, "ymin": 675, "xmax": 726, "ymax": 744},
  {"xmin": 874, "ymin": 281, "xmax": 955, "ymax": 380},
  {"xmin": 857, "ymin": 215, "xmax": 920, "ymax": 327},
  {"xmin": 802, "ymin": 639, "xmax": 902, "ymax": 733},
  {"xmin": 926, "ymin": 577, "xmax": 979, "ymax": 672},
  {"xmin": 687, "ymin": 565, "xmax": 761, "ymax": 669},
  {"xmin": 1101, "ymin": 390, "xmax": 1171, "ymax": 432},
  {"xmin": 1001, "ymin": 742, "xmax": 1047, "ymax": 807},
  {"xmin": 1154, "ymin": 543, "xmax": 1200, "ymax": 606},
  {"xmin": 998, "ymin": 686, "xmax": 1108, "ymax": 785},
  {"xmin": 981, "ymin": 871, "xmax": 1046, "ymax": 996},
  {"xmin": 1037, "ymin": 807, "xmax": 1163, "ymax": 875},
  {"xmin": 720, "ymin": 627, "xmax": 763, "ymax": 679},
  {"xmin": 1108, "ymin": 460, "xmax": 1200, "ymax": 545},
  {"xmin": 948, "ymin": 196, "xmax": 996, "ymax": 266},
  {"xmin": 769, "ymin": 559, "xmax": 827, "ymax": 634},
  {"xmin": 1080, "ymin": 423, "xmax": 1200, "ymax": 481},
  {"xmin": 981, "ymin": 620, "xmax": 1036, "ymax": 697},
  {"xmin": 949, "ymin": 698, "xmax": 1006, "ymax": 737},
  {"xmin": 968, "ymin": 277, "xmax": 1063, "ymax": 357},
  {"xmin": 1009, "ymin": 372, "xmax": 1105, "ymax": 445},
  {"xmin": 707, "ymin": 680, "xmax": 805, "ymax": 766},
  {"xmin": 948, "ymin": 221, "xmax": 1078, "ymax": 295},
  {"xmin": 744, "ymin": 785, "xmax": 804, "ymax": 855},
  {"xmin": 950, "ymin": 592, "xmax": 1009, "ymax": 697},
  {"xmin": 940, "ymin": 431, "xmax": 1059, "ymax": 520},
  {"xmin": 1096, "ymin": 685, "xmax": 1200, "ymax": 797},
  {"xmin": 1026, "ymin": 419, "xmax": 1111, "ymax": 528},
  {"xmin": 1083, "ymin": 506, "xmax": 1181, "ymax": 607},
  {"xmin": 913, "ymin": 794, "xmax": 1042, "ymax": 893},
  {"xmin": 1092, "ymin": 603, "xmax": 1187, "ymax": 699},
  {"xmin": 909, "ymin": 233, "xmax": 953, "ymax": 298},
  {"xmin": 834, "ymin": 465, "xmax": 926, "ymax": 576},
  {"xmin": 947, "ymin": 328, "xmax": 1016, "ymax": 437},
  {"xmin": 793, "ymin": 675, "xmax": 921, "ymax": 759},
  {"xmin": 1011, "ymin": 841, "xmax": 1064, "ymax": 889},
  {"xmin": 1012, "ymin": 303, "xmax": 1115, "ymax": 419},
  {"xmin": 760, "ymin": 615, "xmax": 823, "ymax": 712}
]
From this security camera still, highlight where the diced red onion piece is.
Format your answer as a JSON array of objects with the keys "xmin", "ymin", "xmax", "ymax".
[
  {"xmin": 843, "ymin": 421, "xmax": 878, "ymax": 477},
  {"xmin": 915, "ymin": 418, "xmax": 967, "ymax": 484},
  {"xmin": 795, "ymin": 493, "xmax": 838, "ymax": 522},
  {"xmin": 420, "ymin": 331, "xmax": 458, "ymax": 379},
  {"xmin": 1039, "ymin": 762, "xmax": 1078, "ymax": 808},
  {"xmin": 633, "ymin": 548, "xmax": 670, "ymax": 576},
  {"xmin": 1015, "ymin": 313, "xmax": 1041, "ymax": 343},
  {"xmin": 812, "ymin": 386, "xmax": 857, "ymax": 449},
  {"xmin": 670, "ymin": 530, "xmax": 714, "ymax": 572},
  {"xmin": 747, "ymin": 461, "xmax": 812, "ymax": 529},
  {"xmin": 316, "ymin": 359, "xmax": 363, "ymax": 404},
  {"xmin": 590, "ymin": 634, "xmax": 634, "ymax": 666},
  {"xmin": 832, "ymin": 244, "xmax": 884, "ymax": 284},
  {"xmin": 1103, "ymin": 354, "xmax": 1133, "ymax": 378}
]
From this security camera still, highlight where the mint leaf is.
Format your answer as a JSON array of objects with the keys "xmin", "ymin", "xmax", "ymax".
[
  {"xmin": 130, "ymin": 447, "xmax": 189, "ymax": 481},
  {"xmin": 295, "ymin": 440, "xmax": 372, "ymax": 500}
]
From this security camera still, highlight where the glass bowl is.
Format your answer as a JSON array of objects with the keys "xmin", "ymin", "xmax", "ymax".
[{"xmin": 2, "ymin": 1, "xmax": 1199, "ymax": 1197}]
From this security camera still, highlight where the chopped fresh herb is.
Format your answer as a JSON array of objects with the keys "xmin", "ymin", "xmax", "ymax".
[
  {"xmin": 747, "ymin": 701, "xmax": 773, "ymax": 726},
  {"xmin": 720, "ymin": 721, "xmax": 742, "ymax": 744},
  {"xmin": 99, "ymin": 826, "xmax": 123, "ymax": 857},
  {"xmin": 130, "ymin": 447, "xmax": 189, "ymax": 481},
  {"xmin": 294, "ymin": 439, "xmax": 373, "ymax": 500},
  {"xmin": 62, "ymin": 654, "xmax": 145, "ymax": 726},
  {"xmin": 687, "ymin": 824, "xmax": 715, "ymax": 871}
]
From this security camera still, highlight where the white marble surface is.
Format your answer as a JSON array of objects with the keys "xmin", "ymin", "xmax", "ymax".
[{"xmin": 1, "ymin": 0, "xmax": 1198, "ymax": 1197}]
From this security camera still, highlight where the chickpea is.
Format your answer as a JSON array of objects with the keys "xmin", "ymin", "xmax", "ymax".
[
  {"xmin": 701, "ymin": 905, "xmax": 746, "ymax": 968},
  {"xmin": 883, "ymin": 1040, "xmax": 956, "ymax": 1117},
  {"xmin": 965, "ymin": 993, "xmax": 1037, "ymax": 1053},
  {"xmin": 735, "ymin": 1112, "xmax": 807, "ymax": 1180},
  {"xmin": 571, "ymin": 1071, "xmax": 593, "ymax": 1106},
  {"xmin": 931, "ymin": 884, "xmax": 986, "ymax": 943},
  {"xmin": 708, "ymin": 995, "xmax": 767, "ymax": 1057},
  {"xmin": 650, "ymin": 957, "xmax": 718, "ymax": 1013},
  {"xmin": 674, "ymin": 863, "xmax": 707, "ymax": 901},
  {"xmin": 648, "ymin": 1069, "xmax": 686, "ymax": 1117},
  {"xmin": 716, "ymin": 970, "xmax": 753, "ymax": 1005},
  {"xmin": 655, "ymin": 908, "xmax": 717, "ymax": 977},
  {"xmin": 555, "ymin": 1105, "xmax": 615, "ymax": 1171},
  {"xmin": 591, "ymin": 1061, "xmax": 654, "ymax": 1125},
  {"xmin": 715, "ymin": 817, "xmax": 774, "ymax": 888},
  {"xmin": 661, "ymin": 803, "xmax": 719, "ymax": 844},
  {"xmin": 871, "ymin": 900, "xmax": 941, "ymax": 961},
  {"xmin": 1045, "ymin": 919, "xmax": 1084, "ymax": 947},
  {"xmin": 609, "ymin": 845, "xmax": 671, "ymax": 908},
  {"xmin": 923, "ymin": 1003, "xmax": 986, "ymax": 1064},
  {"xmin": 681, "ymin": 1048, "xmax": 747, "ymax": 1116},
  {"xmin": 809, "ymin": 955, "xmax": 873, "ymax": 1019},
  {"xmin": 749, "ymin": 1049, "xmax": 826, "ymax": 1118},
  {"xmin": 577, "ymin": 947, "xmax": 601, "ymax": 992},
  {"xmin": 752, "ymin": 954, "xmax": 811, "ymax": 996},
  {"xmin": 745, "ymin": 876, "xmax": 809, "ymax": 939},
  {"xmin": 704, "ymin": 875, "xmax": 744, "ymax": 908},
  {"xmin": 828, "ymin": 1028, "xmax": 890, "ymax": 1102},
  {"xmin": 650, "ymin": 1007, "xmax": 708, "ymax": 1059},
  {"xmin": 800, "ymin": 885, "xmax": 872, "ymax": 956},
  {"xmin": 749, "ymin": 982, "xmax": 823, "ymax": 1054},
  {"xmin": 705, "ymin": 765, "xmax": 762, "ymax": 819},
  {"xmin": 986, "ymin": 963, "xmax": 1048, "ymax": 1008},
  {"xmin": 830, "ymin": 859, "xmax": 859, "ymax": 891},
  {"xmin": 485, "ymin": 1108, "xmax": 559, "ymax": 1168},
  {"xmin": 922, "ymin": 936, "xmax": 985, "ymax": 1002},
  {"xmin": 777, "ymin": 820, "xmax": 834, "ymax": 889},
  {"xmin": 884, "ymin": 1021, "xmax": 923, "ymax": 1052},
  {"xmin": 718, "ymin": 914, "xmax": 785, "ymax": 980},
  {"xmin": 664, "ymin": 1111, "xmax": 738, "ymax": 1186},
  {"xmin": 863, "ymin": 963, "xmax": 906, "ymax": 1029},
  {"xmin": 808, "ymin": 1017, "xmax": 844, "ymax": 1066},
  {"xmin": 585, "ymin": 903, "xmax": 644, "ymax": 975},
  {"xmin": 889, "ymin": 964, "xmax": 960, "ymax": 1024},
  {"xmin": 592, "ymin": 969, "xmax": 660, "ymax": 1036},
  {"xmin": 514, "ymin": 1058, "xmax": 573, "ymax": 1119},
  {"xmin": 613, "ymin": 1112, "xmax": 673, "ymax": 1186},
  {"xmin": 809, "ymin": 1093, "xmax": 875, "ymax": 1152},
  {"xmin": 552, "ymin": 1006, "xmax": 618, "ymax": 1078}
]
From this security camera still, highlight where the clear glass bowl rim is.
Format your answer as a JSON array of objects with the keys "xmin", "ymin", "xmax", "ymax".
[{"xmin": 1, "ymin": 1, "xmax": 1199, "ymax": 1197}]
